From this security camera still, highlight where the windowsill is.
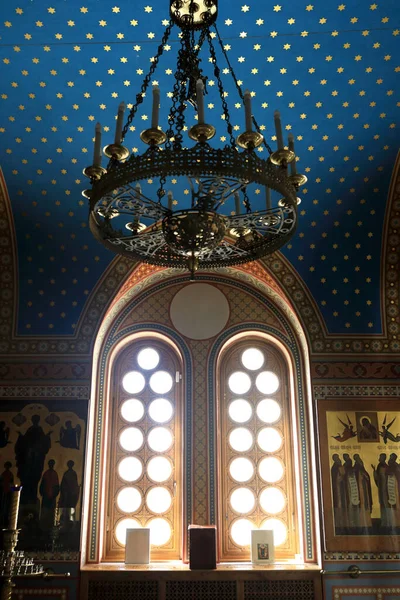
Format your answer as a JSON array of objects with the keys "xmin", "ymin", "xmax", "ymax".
[{"xmin": 81, "ymin": 561, "xmax": 321, "ymax": 572}]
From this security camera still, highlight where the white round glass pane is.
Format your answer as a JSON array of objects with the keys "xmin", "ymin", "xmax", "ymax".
[
  {"xmin": 122, "ymin": 371, "xmax": 146, "ymax": 394},
  {"xmin": 260, "ymin": 487, "xmax": 286, "ymax": 514},
  {"xmin": 229, "ymin": 427, "xmax": 253, "ymax": 452},
  {"xmin": 256, "ymin": 399, "xmax": 281, "ymax": 424},
  {"xmin": 257, "ymin": 427, "xmax": 283, "ymax": 453},
  {"xmin": 147, "ymin": 427, "xmax": 173, "ymax": 452},
  {"xmin": 148, "ymin": 517, "xmax": 171, "ymax": 546},
  {"xmin": 118, "ymin": 457, "xmax": 143, "ymax": 482},
  {"xmin": 228, "ymin": 371, "xmax": 252, "ymax": 395},
  {"xmin": 119, "ymin": 427, "xmax": 144, "ymax": 452},
  {"xmin": 146, "ymin": 487, "xmax": 172, "ymax": 513},
  {"xmin": 147, "ymin": 456, "xmax": 173, "ymax": 483},
  {"xmin": 228, "ymin": 399, "xmax": 253, "ymax": 423},
  {"xmin": 255, "ymin": 371, "xmax": 280, "ymax": 395},
  {"xmin": 137, "ymin": 347, "xmax": 160, "ymax": 370},
  {"xmin": 120, "ymin": 399, "xmax": 145, "ymax": 423},
  {"xmin": 230, "ymin": 518, "xmax": 254, "ymax": 547},
  {"xmin": 149, "ymin": 371, "xmax": 173, "ymax": 395},
  {"xmin": 115, "ymin": 518, "xmax": 141, "ymax": 546},
  {"xmin": 241, "ymin": 348, "xmax": 265, "ymax": 371},
  {"xmin": 261, "ymin": 518, "xmax": 288, "ymax": 547},
  {"xmin": 229, "ymin": 457, "xmax": 255, "ymax": 483},
  {"xmin": 117, "ymin": 486, "xmax": 142, "ymax": 513},
  {"xmin": 258, "ymin": 457, "xmax": 284, "ymax": 483},
  {"xmin": 230, "ymin": 487, "xmax": 256, "ymax": 514},
  {"xmin": 148, "ymin": 399, "xmax": 174, "ymax": 423}
]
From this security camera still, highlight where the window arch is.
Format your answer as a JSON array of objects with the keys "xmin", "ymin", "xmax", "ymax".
[
  {"xmin": 217, "ymin": 334, "xmax": 302, "ymax": 561},
  {"xmin": 105, "ymin": 336, "xmax": 183, "ymax": 561}
]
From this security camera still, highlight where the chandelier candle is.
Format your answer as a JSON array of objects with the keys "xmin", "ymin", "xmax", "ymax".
[
  {"xmin": 196, "ymin": 79, "xmax": 205, "ymax": 124},
  {"xmin": 274, "ymin": 110, "xmax": 284, "ymax": 150},
  {"xmin": 114, "ymin": 101, "xmax": 126, "ymax": 144},
  {"xmin": 93, "ymin": 123, "xmax": 102, "ymax": 167},
  {"xmin": 168, "ymin": 191, "xmax": 173, "ymax": 211},
  {"xmin": 288, "ymin": 134, "xmax": 297, "ymax": 175},
  {"xmin": 151, "ymin": 86, "xmax": 161, "ymax": 129},
  {"xmin": 244, "ymin": 90, "xmax": 253, "ymax": 132}
]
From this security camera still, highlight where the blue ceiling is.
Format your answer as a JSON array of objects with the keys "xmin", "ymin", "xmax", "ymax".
[{"xmin": 0, "ymin": 0, "xmax": 398, "ymax": 335}]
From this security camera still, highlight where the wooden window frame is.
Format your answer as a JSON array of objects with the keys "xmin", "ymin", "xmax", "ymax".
[
  {"xmin": 217, "ymin": 336, "xmax": 300, "ymax": 561},
  {"xmin": 104, "ymin": 337, "xmax": 183, "ymax": 561}
]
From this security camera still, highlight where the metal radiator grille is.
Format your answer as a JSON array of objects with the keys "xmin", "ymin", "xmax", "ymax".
[
  {"xmin": 166, "ymin": 580, "xmax": 237, "ymax": 599},
  {"xmin": 244, "ymin": 580, "xmax": 315, "ymax": 599},
  {"xmin": 87, "ymin": 581, "xmax": 158, "ymax": 600}
]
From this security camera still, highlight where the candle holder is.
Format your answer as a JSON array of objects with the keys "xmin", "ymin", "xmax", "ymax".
[
  {"xmin": 103, "ymin": 143, "xmax": 130, "ymax": 160},
  {"xmin": 236, "ymin": 131, "xmax": 264, "ymax": 150},
  {"xmin": 188, "ymin": 123, "xmax": 216, "ymax": 142},
  {"xmin": 270, "ymin": 148, "xmax": 295, "ymax": 166},
  {"xmin": 0, "ymin": 487, "xmax": 70, "ymax": 600},
  {"xmin": 139, "ymin": 128, "xmax": 167, "ymax": 146},
  {"xmin": 83, "ymin": 165, "xmax": 107, "ymax": 180}
]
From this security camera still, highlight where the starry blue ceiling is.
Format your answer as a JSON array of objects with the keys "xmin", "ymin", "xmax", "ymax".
[{"xmin": 0, "ymin": 0, "xmax": 398, "ymax": 335}]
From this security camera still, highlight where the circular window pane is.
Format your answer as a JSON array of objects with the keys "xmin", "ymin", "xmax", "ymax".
[
  {"xmin": 228, "ymin": 399, "xmax": 253, "ymax": 423},
  {"xmin": 228, "ymin": 371, "xmax": 252, "ymax": 395},
  {"xmin": 148, "ymin": 399, "xmax": 174, "ymax": 423},
  {"xmin": 146, "ymin": 487, "xmax": 172, "ymax": 513},
  {"xmin": 241, "ymin": 348, "xmax": 265, "ymax": 371},
  {"xmin": 120, "ymin": 399, "xmax": 145, "ymax": 423},
  {"xmin": 257, "ymin": 427, "xmax": 283, "ymax": 453},
  {"xmin": 119, "ymin": 427, "xmax": 144, "ymax": 452},
  {"xmin": 122, "ymin": 371, "xmax": 146, "ymax": 394},
  {"xmin": 147, "ymin": 456, "xmax": 173, "ymax": 483},
  {"xmin": 229, "ymin": 457, "xmax": 255, "ymax": 483},
  {"xmin": 148, "ymin": 517, "xmax": 171, "ymax": 546},
  {"xmin": 261, "ymin": 518, "xmax": 288, "ymax": 547},
  {"xmin": 256, "ymin": 399, "xmax": 281, "ymax": 424},
  {"xmin": 230, "ymin": 487, "xmax": 256, "ymax": 514},
  {"xmin": 229, "ymin": 427, "xmax": 253, "ymax": 452},
  {"xmin": 255, "ymin": 371, "xmax": 280, "ymax": 395},
  {"xmin": 118, "ymin": 457, "xmax": 143, "ymax": 482},
  {"xmin": 115, "ymin": 518, "xmax": 141, "ymax": 546},
  {"xmin": 137, "ymin": 347, "xmax": 160, "ymax": 370},
  {"xmin": 148, "ymin": 427, "xmax": 173, "ymax": 452},
  {"xmin": 260, "ymin": 487, "xmax": 286, "ymax": 514},
  {"xmin": 150, "ymin": 371, "xmax": 173, "ymax": 395},
  {"xmin": 117, "ymin": 486, "xmax": 142, "ymax": 513},
  {"xmin": 230, "ymin": 518, "xmax": 254, "ymax": 547},
  {"xmin": 258, "ymin": 457, "xmax": 284, "ymax": 483}
]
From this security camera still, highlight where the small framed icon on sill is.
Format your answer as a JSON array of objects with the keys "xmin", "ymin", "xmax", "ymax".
[{"xmin": 251, "ymin": 529, "xmax": 275, "ymax": 565}]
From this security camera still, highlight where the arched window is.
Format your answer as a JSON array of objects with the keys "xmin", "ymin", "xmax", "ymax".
[
  {"xmin": 105, "ymin": 337, "xmax": 182, "ymax": 561},
  {"xmin": 218, "ymin": 336, "xmax": 301, "ymax": 561}
]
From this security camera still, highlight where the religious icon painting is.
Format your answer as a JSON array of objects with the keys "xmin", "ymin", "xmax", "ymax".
[
  {"xmin": 318, "ymin": 398, "xmax": 400, "ymax": 552},
  {"xmin": 0, "ymin": 399, "xmax": 87, "ymax": 553}
]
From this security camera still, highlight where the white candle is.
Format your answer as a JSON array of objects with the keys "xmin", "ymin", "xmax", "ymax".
[
  {"xmin": 93, "ymin": 122, "xmax": 102, "ymax": 167},
  {"xmin": 274, "ymin": 110, "xmax": 284, "ymax": 150},
  {"xmin": 244, "ymin": 90, "xmax": 252, "ymax": 132},
  {"xmin": 151, "ymin": 85, "xmax": 160, "ymax": 129},
  {"xmin": 167, "ymin": 190, "xmax": 173, "ymax": 211},
  {"xmin": 196, "ymin": 79, "xmax": 205, "ymax": 125},
  {"xmin": 114, "ymin": 101, "xmax": 126, "ymax": 144},
  {"xmin": 234, "ymin": 191, "xmax": 241, "ymax": 214},
  {"xmin": 265, "ymin": 187, "xmax": 271, "ymax": 211},
  {"xmin": 288, "ymin": 133, "xmax": 297, "ymax": 174},
  {"xmin": 135, "ymin": 183, "xmax": 141, "ymax": 197}
]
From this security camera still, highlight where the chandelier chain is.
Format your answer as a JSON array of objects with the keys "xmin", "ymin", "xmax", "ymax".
[
  {"xmin": 206, "ymin": 31, "xmax": 236, "ymax": 149},
  {"xmin": 213, "ymin": 24, "xmax": 274, "ymax": 155}
]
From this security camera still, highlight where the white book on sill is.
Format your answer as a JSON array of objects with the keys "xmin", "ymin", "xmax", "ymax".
[
  {"xmin": 125, "ymin": 528, "xmax": 150, "ymax": 565},
  {"xmin": 251, "ymin": 529, "xmax": 275, "ymax": 565}
]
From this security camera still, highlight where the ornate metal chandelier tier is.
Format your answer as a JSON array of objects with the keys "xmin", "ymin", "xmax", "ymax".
[{"xmin": 83, "ymin": 0, "xmax": 307, "ymax": 279}]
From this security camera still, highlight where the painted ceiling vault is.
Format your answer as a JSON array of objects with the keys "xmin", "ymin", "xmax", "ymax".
[{"xmin": 0, "ymin": 0, "xmax": 398, "ymax": 336}]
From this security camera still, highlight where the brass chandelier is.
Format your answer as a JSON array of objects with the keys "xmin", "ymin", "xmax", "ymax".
[{"xmin": 83, "ymin": 0, "xmax": 307, "ymax": 279}]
